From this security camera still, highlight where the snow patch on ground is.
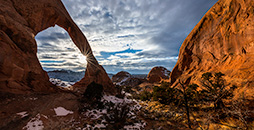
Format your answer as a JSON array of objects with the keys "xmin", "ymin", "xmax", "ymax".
[
  {"xmin": 23, "ymin": 114, "xmax": 44, "ymax": 130},
  {"xmin": 102, "ymin": 95, "xmax": 131, "ymax": 104},
  {"xmin": 85, "ymin": 123, "xmax": 107, "ymax": 129},
  {"xmin": 49, "ymin": 78, "xmax": 74, "ymax": 87},
  {"xmin": 29, "ymin": 97, "xmax": 38, "ymax": 100},
  {"xmin": 84, "ymin": 109, "xmax": 106, "ymax": 120},
  {"xmin": 41, "ymin": 114, "xmax": 48, "ymax": 119},
  {"xmin": 102, "ymin": 95, "xmax": 142, "ymax": 112},
  {"xmin": 17, "ymin": 111, "xmax": 28, "ymax": 118},
  {"xmin": 81, "ymin": 95, "xmax": 145, "ymax": 129},
  {"xmin": 54, "ymin": 107, "xmax": 73, "ymax": 116},
  {"xmin": 116, "ymin": 76, "xmax": 130, "ymax": 86},
  {"xmin": 124, "ymin": 122, "xmax": 147, "ymax": 130},
  {"xmin": 94, "ymin": 124, "xmax": 106, "ymax": 128}
]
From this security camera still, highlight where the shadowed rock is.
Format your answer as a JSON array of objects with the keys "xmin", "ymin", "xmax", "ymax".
[
  {"xmin": 0, "ymin": 0, "xmax": 115, "ymax": 94},
  {"xmin": 147, "ymin": 66, "xmax": 171, "ymax": 83},
  {"xmin": 112, "ymin": 71, "xmax": 131, "ymax": 84}
]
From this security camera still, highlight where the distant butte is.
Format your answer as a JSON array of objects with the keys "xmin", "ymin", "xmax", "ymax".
[{"xmin": 147, "ymin": 66, "xmax": 171, "ymax": 83}]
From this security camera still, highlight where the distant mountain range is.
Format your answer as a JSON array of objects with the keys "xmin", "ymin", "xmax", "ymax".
[
  {"xmin": 47, "ymin": 69, "xmax": 85, "ymax": 82},
  {"xmin": 47, "ymin": 69, "xmax": 147, "ymax": 82}
]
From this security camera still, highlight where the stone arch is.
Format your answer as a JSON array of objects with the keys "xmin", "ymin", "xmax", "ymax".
[
  {"xmin": 36, "ymin": 25, "xmax": 88, "ymax": 87},
  {"xmin": 36, "ymin": 25, "xmax": 87, "ymax": 72},
  {"xmin": 0, "ymin": 0, "xmax": 115, "ymax": 94}
]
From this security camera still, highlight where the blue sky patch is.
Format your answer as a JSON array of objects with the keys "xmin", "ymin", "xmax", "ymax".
[
  {"xmin": 99, "ymin": 48, "xmax": 142, "ymax": 59},
  {"xmin": 117, "ymin": 35, "xmax": 135, "ymax": 38},
  {"xmin": 40, "ymin": 60, "xmax": 65, "ymax": 63}
]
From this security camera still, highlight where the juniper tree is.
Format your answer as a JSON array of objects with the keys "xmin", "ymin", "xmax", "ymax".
[
  {"xmin": 200, "ymin": 72, "xmax": 236, "ymax": 110},
  {"xmin": 178, "ymin": 81, "xmax": 200, "ymax": 129}
]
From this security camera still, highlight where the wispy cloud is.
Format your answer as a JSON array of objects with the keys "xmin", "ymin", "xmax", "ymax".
[{"xmin": 35, "ymin": 0, "xmax": 217, "ymax": 74}]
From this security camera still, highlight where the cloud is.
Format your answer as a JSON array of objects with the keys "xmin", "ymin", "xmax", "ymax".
[
  {"xmin": 102, "ymin": 57, "xmax": 178, "ymax": 74},
  {"xmin": 35, "ymin": 0, "xmax": 218, "ymax": 73}
]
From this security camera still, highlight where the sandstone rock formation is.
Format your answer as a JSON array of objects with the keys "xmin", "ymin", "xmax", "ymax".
[
  {"xmin": 112, "ymin": 71, "xmax": 147, "ymax": 87},
  {"xmin": 125, "ymin": 78, "xmax": 147, "ymax": 87},
  {"xmin": 147, "ymin": 66, "xmax": 171, "ymax": 83},
  {"xmin": 0, "ymin": 0, "xmax": 115, "ymax": 94},
  {"xmin": 120, "ymin": 78, "xmax": 147, "ymax": 87},
  {"xmin": 112, "ymin": 71, "xmax": 131, "ymax": 85},
  {"xmin": 170, "ymin": 0, "xmax": 254, "ymax": 97}
]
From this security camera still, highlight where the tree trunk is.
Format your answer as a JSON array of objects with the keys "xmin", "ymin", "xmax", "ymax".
[{"xmin": 184, "ymin": 93, "xmax": 191, "ymax": 129}]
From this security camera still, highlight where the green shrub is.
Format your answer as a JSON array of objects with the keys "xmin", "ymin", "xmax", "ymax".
[
  {"xmin": 178, "ymin": 82, "xmax": 200, "ymax": 129},
  {"xmin": 123, "ymin": 86, "xmax": 133, "ymax": 93},
  {"xmin": 79, "ymin": 82, "xmax": 104, "ymax": 111},
  {"xmin": 115, "ymin": 85, "xmax": 125, "ymax": 99},
  {"xmin": 152, "ymin": 82, "xmax": 180, "ymax": 105},
  {"xmin": 139, "ymin": 90, "xmax": 152, "ymax": 101},
  {"xmin": 177, "ymin": 83, "xmax": 200, "ymax": 107},
  {"xmin": 103, "ymin": 102, "xmax": 132, "ymax": 130}
]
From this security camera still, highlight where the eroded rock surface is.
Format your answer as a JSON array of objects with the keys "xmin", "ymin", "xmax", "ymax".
[
  {"xmin": 147, "ymin": 66, "xmax": 171, "ymax": 83},
  {"xmin": 170, "ymin": 0, "xmax": 254, "ymax": 96},
  {"xmin": 0, "ymin": 0, "xmax": 115, "ymax": 94}
]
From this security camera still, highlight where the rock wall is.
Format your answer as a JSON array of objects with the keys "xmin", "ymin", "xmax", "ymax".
[
  {"xmin": 0, "ymin": 0, "xmax": 115, "ymax": 94},
  {"xmin": 170, "ymin": 0, "xmax": 254, "ymax": 95}
]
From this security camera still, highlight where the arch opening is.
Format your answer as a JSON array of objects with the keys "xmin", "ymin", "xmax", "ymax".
[{"xmin": 36, "ymin": 25, "xmax": 87, "ymax": 88}]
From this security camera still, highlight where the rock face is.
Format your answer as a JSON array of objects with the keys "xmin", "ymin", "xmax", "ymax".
[
  {"xmin": 120, "ymin": 78, "xmax": 147, "ymax": 87},
  {"xmin": 123, "ymin": 78, "xmax": 147, "ymax": 87},
  {"xmin": 112, "ymin": 71, "xmax": 131, "ymax": 85},
  {"xmin": 170, "ymin": 0, "xmax": 254, "ymax": 94},
  {"xmin": 112, "ymin": 71, "xmax": 147, "ymax": 87},
  {"xmin": 0, "ymin": 0, "xmax": 115, "ymax": 94},
  {"xmin": 147, "ymin": 66, "xmax": 171, "ymax": 83}
]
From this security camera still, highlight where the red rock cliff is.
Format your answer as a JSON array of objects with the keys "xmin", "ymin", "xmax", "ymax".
[
  {"xmin": 0, "ymin": 0, "xmax": 115, "ymax": 94},
  {"xmin": 170, "ymin": 0, "xmax": 254, "ymax": 93}
]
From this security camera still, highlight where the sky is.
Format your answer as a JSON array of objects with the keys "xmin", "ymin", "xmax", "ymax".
[{"xmin": 36, "ymin": 0, "xmax": 218, "ymax": 74}]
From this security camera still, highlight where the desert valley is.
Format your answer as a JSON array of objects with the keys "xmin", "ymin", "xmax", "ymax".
[{"xmin": 0, "ymin": 0, "xmax": 254, "ymax": 129}]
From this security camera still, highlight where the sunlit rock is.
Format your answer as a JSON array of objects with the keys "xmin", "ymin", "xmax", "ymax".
[
  {"xmin": 0, "ymin": 0, "xmax": 115, "ymax": 94},
  {"xmin": 170, "ymin": 0, "xmax": 254, "ymax": 96}
]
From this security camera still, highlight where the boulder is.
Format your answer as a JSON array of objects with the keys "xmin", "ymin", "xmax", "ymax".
[
  {"xmin": 112, "ymin": 71, "xmax": 131, "ymax": 85},
  {"xmin": 0, "ymin": 0, "xmax": 115, "ymax": 94},
  {"xmin": 120, "ymin": 78, "xmax": 147, "ymax": 87},
  {"xmin": 147, "ymin": 66, "xmax": 171, "ymax": 83}
]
